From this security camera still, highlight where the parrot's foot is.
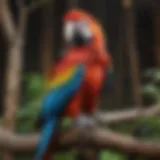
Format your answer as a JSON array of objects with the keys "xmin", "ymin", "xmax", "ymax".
[{"xmin": 75, "ymin": 114, "xmax": 96, "ymax": 129}]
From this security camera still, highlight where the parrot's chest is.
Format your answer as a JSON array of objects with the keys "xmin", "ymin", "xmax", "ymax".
[
  {"xmin": 62, "ymin": 48, "xmax": 96, "ymax": 65},
  {"xmin": 64, "ymin": 65, "xmax": 105, "ymax": 118}
]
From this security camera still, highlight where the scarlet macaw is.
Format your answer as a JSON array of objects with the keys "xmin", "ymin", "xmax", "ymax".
[{"xmin": 34, "ymin": 9, "xmax": 112, "ymax": 160}]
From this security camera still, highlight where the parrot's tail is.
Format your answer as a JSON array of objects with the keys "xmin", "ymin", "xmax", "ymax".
[{"xmin": 34, "ymin": 118, "xmax": 59, "ymax": 160}]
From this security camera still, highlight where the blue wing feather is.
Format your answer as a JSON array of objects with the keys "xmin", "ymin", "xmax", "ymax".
[
  {"xmin": 34, "ymin": 65, "xmax": 86, "ymax": 160},
  {"xmin": 34, "ymin": 118, "xmax": 58, "ymax": 160}
]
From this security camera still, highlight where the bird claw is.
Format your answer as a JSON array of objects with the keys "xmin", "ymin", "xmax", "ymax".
[{"xmin": 75, "ymin": 114, "xmax": 96, "ymax": 129}]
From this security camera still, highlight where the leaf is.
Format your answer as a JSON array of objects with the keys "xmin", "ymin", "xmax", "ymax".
[
  {"xmin": 100, "ymin": 151, "xmax": 123, "ymax": 160},
  {"xmin": 141, "ymin": 84, "xmax": 159, "ymax": 105},
  {"xmin": 24, "ymin": 73, "xmax": 45, "ymax": 101}
]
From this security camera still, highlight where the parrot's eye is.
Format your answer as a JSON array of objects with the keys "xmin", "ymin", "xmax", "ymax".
[{"xmin": 75, "ymin": 20, "xmax": 92, "ymax": 38}]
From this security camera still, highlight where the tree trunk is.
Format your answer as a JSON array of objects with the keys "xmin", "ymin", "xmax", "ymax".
[
  {"xmin": 114, "ymin": 11, "xmax": 125, "ymax": 109},
  {"xmin": 40, "ymin": 1, "xmax": 54, "ymax": 77},
  {"xmin": 122, "ymin": 0, "xmax": 142, "ymax": 107},
  {"xmin": 3, "ymin": 6, "xmax": 28, "ymax": 160},
  {"xmin": 153, "ymin": 1, "xmax": 160, "ymax": 67},
  {"xmin": 68, "ymin": 0, "xmax": 79, "ymax": 8}
]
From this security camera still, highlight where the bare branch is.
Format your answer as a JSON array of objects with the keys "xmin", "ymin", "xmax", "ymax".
[
  {"xmin": 0, "ymin": 127, "xmax": 160, "ymax": 158},
  {"xmin": 97, "ymin": 104, "xmax": 160, "ymax": 124},
  {"xmin": 0, "ymin": 0, "xmax": 53, "ymax": 45},
  {"xmin": 0, "ymin": 1, "xmax": 16, "ymax": 44}
]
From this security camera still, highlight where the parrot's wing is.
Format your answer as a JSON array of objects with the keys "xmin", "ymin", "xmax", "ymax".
[
  {"xmin": 34, "ymin": 65, "xmax": 86, "ymax": 160},
  {"xmin": 36, "ymin": 64, "xmax": 86, "ymax": 128}
]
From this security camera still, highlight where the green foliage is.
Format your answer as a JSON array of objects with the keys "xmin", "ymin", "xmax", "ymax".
[
  {"xmin": 24, "ymin": 73, "xmax": 45, "ymax": 100},
  {"xmin": 141, "ymin": 68, "xmax": 160, "ymax": 105},
  {"xmin": 17, "ymin": 73, "xmax": 45, "ymax": 133},
  {"xmin": 100, "ymin": 151, "xmax": 124, "ymax": 160}
]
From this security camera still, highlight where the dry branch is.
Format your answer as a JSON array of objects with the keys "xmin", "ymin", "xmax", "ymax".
[
  {"xmin": 97, "ymin": 104, "xmax": 160, "ymax": 124},
  {"xmin": 0, "ymin": 0, "xmax": 54, "ymax": 45},
  {"xmin": 0, "ymin": 127, "xmax": 160, "ymax": 158},
  {"xmin": 0, "ymin": 0, "xmax": 16, "ymax": 44}
]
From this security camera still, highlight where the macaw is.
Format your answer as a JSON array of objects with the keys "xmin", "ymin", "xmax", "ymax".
[{"xmin": 34, "ymin": 9, "xmax": 112, "ymax": 160}]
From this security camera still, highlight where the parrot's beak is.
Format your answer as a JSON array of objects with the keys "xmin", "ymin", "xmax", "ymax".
[{"xmin": 63, "ymin": 21, "xmax": 93, "ymax": 46}]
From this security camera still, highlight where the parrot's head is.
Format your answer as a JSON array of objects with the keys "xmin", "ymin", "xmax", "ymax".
[{"xmin": 63, "ymin": 9, "xmax": 106, "ymax": 48}]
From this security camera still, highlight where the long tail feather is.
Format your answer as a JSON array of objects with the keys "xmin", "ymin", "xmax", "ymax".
[{"xmin": 34, "ymin": 118, "xmax": 59, "ymax": 160}]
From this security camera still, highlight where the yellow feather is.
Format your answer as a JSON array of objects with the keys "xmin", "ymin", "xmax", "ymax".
[{"xmin": 46, "ymin": 66, "xmax": 78, "ymax": 90}]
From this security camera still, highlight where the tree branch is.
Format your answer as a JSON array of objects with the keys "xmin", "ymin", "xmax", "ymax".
[
  {"xmin": 97, "ymin": 104, "xmax": 160, "ymax": 124},
  {"xmin": 0, "ymin": 0, "xmax": 16, "ymax": 44},
  {"xmin": 0, "ymin": 127, "xmax": 160, "ymax": 158},
  {"xmin": 0, "ymin": 0, "xmax": 53, "ymax": 45}
]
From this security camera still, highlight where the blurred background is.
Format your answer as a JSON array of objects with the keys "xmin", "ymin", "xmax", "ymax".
[{"xmin": 0, "ymin": 0, "xmax": 160, "ymax": 160}]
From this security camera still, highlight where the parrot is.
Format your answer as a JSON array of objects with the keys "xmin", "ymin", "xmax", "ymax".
[{"xmin": 34, "ymin": 9, "xmax": 113, "ymax": 160}]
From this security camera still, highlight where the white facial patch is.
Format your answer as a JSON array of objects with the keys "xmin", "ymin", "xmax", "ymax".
[{"xmin": 63, "ymin": 21, "xmax": 75, "ymax": 42}]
